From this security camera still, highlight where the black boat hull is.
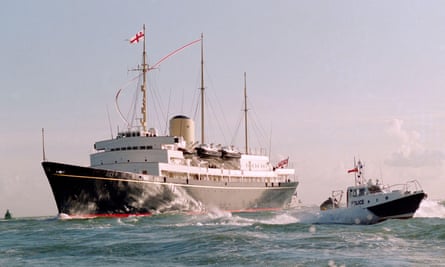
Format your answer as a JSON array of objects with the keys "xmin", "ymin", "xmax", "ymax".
[
  {"xmin": 367, "ymin": 191, "xmax": 426, "ymax": 221},
  {"xmin": 42, "ymin": 161, "xmax": 298, "ymax": 217}
]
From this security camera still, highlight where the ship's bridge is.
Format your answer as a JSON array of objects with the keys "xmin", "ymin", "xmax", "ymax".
[
  {"xmin": 94, "ymin": 133, "xmax": 182, "ymax": 152},
  {"xmin": 90, "ymin": 131, "xmax": 186, "ymax": 171}
]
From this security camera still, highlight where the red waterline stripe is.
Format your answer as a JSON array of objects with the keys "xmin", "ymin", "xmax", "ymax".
[
  {"xmin": 60, "ymin": 212, "xmax": 152, "ymax": 219},
  {"xmin": 62, "ymin": 207, "xmax": 281, "ymax": 219}
]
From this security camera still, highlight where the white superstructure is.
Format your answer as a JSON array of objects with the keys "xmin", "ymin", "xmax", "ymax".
[{"xmin": 90, "ymin": 122, "xmax": 295, "ymax": 187}]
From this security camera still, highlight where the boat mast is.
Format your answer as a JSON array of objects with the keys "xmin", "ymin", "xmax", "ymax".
[
  {"xmin": 140, "ymin": 24, "xmax": 148, "ymax": 133},
  {"xmin": 200, "ymin": 33, "xmax": 205, "ymax": 144},
  {"xmin": 354, "ymin": 157, "xmax": 357, "ymax": 186},
  {"xmin": 244, "ymin": 72, "xmax": 248, "ymax": 154},
  {"xmin": 42, "ymin": 128, "xmax": 46, "ymax": 161}
]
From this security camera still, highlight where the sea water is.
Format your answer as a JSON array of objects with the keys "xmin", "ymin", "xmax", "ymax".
[{"xmin": 1, "ymin": 200, "xmax": 444, "ymax": 267}]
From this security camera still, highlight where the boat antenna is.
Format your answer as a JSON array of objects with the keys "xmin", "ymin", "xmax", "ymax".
[
  {"xmin": 353, "ymin": 157, "xmax": 357, "ymax": 186},
  {"xmin": 244, "ymin": 72, "xmax": 248, "ymax": 154},
  {"xmin": 140, "ymin": 24, "xmax": 148, "ymax": 133},
  {"xmin": 200, "ymin": 33, "xmax": 205, "ymax": 144},
  {"xmin": 42, "ymin": 128, "xmax": 46, "ymax": 161}
]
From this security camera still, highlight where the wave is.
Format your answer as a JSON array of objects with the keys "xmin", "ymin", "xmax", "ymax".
[
  {"xmin": 257, "ymin": 213, "xmax": 300, "ymax": 225},
  {"xmin": 414, "ymin": 199, "xmax": 445, "ymax": 218},
  {"xmin": 52, "ymin": 199, "xmax": 444, "ymax": 227},
  {"xmin": 243, "ymin": 199, "xmax": 445, "ymax": 226}
]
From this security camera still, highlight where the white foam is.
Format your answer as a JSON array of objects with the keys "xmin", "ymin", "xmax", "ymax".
[
  {"xmin": 258, "ymin": 213, "xmax": 300, "ymax": 225},
  {"xmin": 285, "ymin": 206, "xmax": 380, "ymax": 225},
  {"xmin": 58, "ymin": 213, "xmax": 70, "ymax": 220},
  {"xmin": 117, "ymin": 217, "xmax": 139, "ymax": 225},
  {"xmin": 414, "ymin": 199, "xmax": 445, "ymax": 218},
  {"xmin": 315, "ymin": 206, "xmax": 379, "ymax": 224},
  {"xmin": 205, "ymin": 207, "xmax": 233, "ymax": 219}
]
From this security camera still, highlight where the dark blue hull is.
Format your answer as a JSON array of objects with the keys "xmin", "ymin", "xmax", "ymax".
[{"xmin": 367, "ymin": 192, "xmax": 426, "ymax": 221}]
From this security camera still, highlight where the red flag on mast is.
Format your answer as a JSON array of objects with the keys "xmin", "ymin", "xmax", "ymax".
[
  {"xmin": 276, "ymin": 157, "xmax": 289, "ymax": 169},
  {"xmin": 129, "ymin": 30, "xmax": 144, "ymax": 44},
  {"xmin": 347, "ymin": 167, "xmax": 358, "ymax": 173}
]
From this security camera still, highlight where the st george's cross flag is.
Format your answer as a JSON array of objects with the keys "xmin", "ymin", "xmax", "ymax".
[{"xmin": 130, "ymin": 30, "xmax": 144, "ymax": 44}]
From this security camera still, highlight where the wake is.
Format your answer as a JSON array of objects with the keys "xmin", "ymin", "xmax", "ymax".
[{"xmin": 414, "ymin": 199, "xmax": 445, "ymax": 218}]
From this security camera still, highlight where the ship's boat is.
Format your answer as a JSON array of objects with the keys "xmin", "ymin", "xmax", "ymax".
[
  {"xmin": 196, "ymin": 144, "xmax": 222, "ymax": 158},
  {"xmin": 221, "ymin": 146, "xmax": 242, "ymax": 159}
]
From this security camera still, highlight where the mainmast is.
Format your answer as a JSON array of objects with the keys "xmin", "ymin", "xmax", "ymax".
[
  {"xmin": 140, "ymin": 24, "xmax": 148, "ymax": 132},
  {"xmin": 244, "ymin": 72, "xmax": 248, "ymax": 154},
  {"xmin": 200, "ymin": 33, "xmax": 205, "ymax": 144}
]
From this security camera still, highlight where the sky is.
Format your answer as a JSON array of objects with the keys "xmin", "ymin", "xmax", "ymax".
[{"xmin": 1, "ymin": 0, "xmax": 445, "ymax": 217}]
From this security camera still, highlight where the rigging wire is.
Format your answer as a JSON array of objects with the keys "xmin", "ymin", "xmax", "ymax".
[
  {"xmin": 115, "ymin": 73, "xmax": 143, "ymax": 128},
  {"xmin": 229, "ymin": 97, "xmax": 247, "ymax": 146},
  {"xmin": 230, "ymin": 108, "xmax": 244, "ymax": 146},
  {"xmin": 247, "ymin": 98, "xmax": 270, "ymax": 154},
  {"xmin": 147, "ymin": 69, "xmax": 167, "ymax": 132},
  {"xmin": 190, "ymin": 64, "xmax": 201, "ymax": 124},
  {"xmin": 206, "ymin": 94, "xmax": 228, "ymax": 145},
  {"xmin": 149, "ymin": 38, "xmax": 201, "ymax": 71},
  {"xmin": 147, "ymin": 71, "xmax": 167, "ymax": 132},
  {"xmin": 228, "ymin": 96, "xmax": 270, "ymax": 155},
  {"xmin": 129, "ymin": 77, "xmax": 141, "ymax": 129},
  {"xmin": 106, "ymin": 105, "xmax": 114, "ymax": 139},
  {"xmin": 194, "ymin": 62, "xmax": 237, "ymax": 145},
  {"xmin": 163, "ymin": 88, "xmax": 172, "ymax": 135}
]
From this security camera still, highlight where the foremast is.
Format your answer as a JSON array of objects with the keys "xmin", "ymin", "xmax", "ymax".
[{"xmin": 200, "ymin": 33, "xmax": 205, "ymax": 144}]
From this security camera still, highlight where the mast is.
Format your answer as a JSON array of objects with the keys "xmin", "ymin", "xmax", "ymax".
[
  {"xmin": 42, "ymin": 128, "xmax": 46, "ymax": 161},
  {"xmin": 200, "ymin": 33, "xmax": 205, "ymax": 144},
  {"xmin": 140, "ymin": 24, "xmax": 148, "ymax": 132},
  {"xmin": 244, "ymin": 72, "xmax": 248, "ymax": 154},
  {"xmin": 354, "ymin": 157, "xmax": 357, "ymax": 186}
]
